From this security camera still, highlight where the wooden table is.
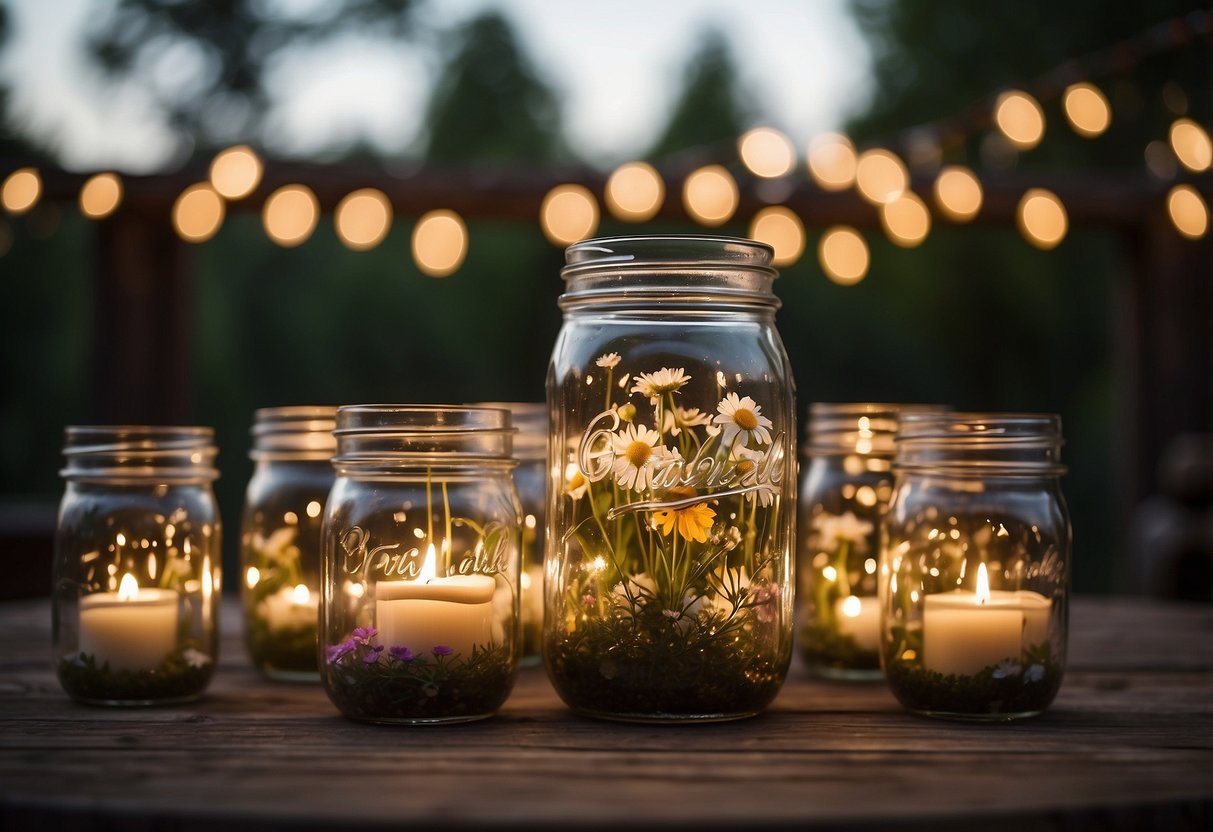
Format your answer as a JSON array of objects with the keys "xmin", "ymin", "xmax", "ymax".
[{"xmin": 1, "ymin": 597, "xmax": 1210, "ymax": 830}]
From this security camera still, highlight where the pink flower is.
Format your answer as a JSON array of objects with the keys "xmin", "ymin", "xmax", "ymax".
[{"xmin": 389, "ymin": 645, "xmax": 416, "ymax": 662}]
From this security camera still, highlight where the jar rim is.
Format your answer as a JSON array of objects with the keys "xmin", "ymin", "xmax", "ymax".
[
  {"xmin": 333, "ymin": 405, "xmax": 516, "ymax": 466},
  {"xmin": 61, "ymin": 425, "xmax": 219, "ymax": 482},
  {"xmin": 894, "ymin": 411, "xmax": 1066, "ymax": 475},
  {"xmin": 564, "ymin": 235, "xmax": 775, "ymax": 269},
  {"xmin": 250, "ymin": 405, "xmax": 337, "ymax": 460}
]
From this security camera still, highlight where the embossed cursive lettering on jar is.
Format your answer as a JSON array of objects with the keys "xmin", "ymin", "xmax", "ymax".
[
  {"xmin": 545, "ymin": 235, "xmax": 797, "ymax": 722},
  {"xmin": 319, "ymin": 405, "xmax": 522, "ymax": 725}
]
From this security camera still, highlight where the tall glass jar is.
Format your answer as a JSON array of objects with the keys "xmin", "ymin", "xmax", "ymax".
[
  {"xmin": 53, "ymin": 426, "xmax": 221, "ymax": 706},
  {"xmin": 479, "ymin": 402, "xmax": 548, "ymax": 665},
  {"xmin": 319, "ymin": 405, "xmax": 522, "ymax": 724},
  {"xmin": 545, "ymin": 235, "xmax": 796, "ymax": 722},
  {"xmin": 880, "ymin": 412, "xmax": 1070, "ymax": 721},
  {"xmin": 796, "ymin": 403, "xmax": 945, "ymax": 680},
  {"xmin": 240, "ymin": 406, "xmax": 336, "ymax": 681}
]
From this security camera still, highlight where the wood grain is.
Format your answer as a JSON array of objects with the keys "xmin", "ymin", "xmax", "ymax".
[{"xmin": 1, "ymin": 597, "xmax": 1210, "ymax": 830}]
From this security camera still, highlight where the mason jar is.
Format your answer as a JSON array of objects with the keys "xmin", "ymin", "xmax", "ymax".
[
  {"xmin": 545, "ymin": 235, "xmax": 796, "ymax": 722},
  {"xmin": 240, "ymin": 406, "xmax": 336, "ymax": 681},
  {"xmin": 880, "ymin": 412, "xmax": 1070, "ymax": 720},
  {"xmin": 53, "ymin": 426, "xmax": 221, "ymax": 705},
  {"xmin": 479, "ymin": 402, "xmax": 547, "ymax": 665},
  {"xmin": 319, "ymin": 405, "xmax": 522, "ymax": 724},
  {"xmin": 796, "ymin": 403, "xmax": 946, "ymax": 680}
]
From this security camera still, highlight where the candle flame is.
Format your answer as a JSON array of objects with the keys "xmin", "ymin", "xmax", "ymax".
[
  {"xmin": 292, "ymin": 583, "xmax": 310, "ymax": 604},
  {"xmin": 246, "ymin": 566, "xmax": 260, "ymax": 589},
  {"xmin": 418, "ymin": 543, "xmax": 437, "ymax": 582},
  {"xmin": 117, "ymin": 573, "xmax": 140, "ymax": 601},
  {"xmin": 841, "ymin": 595, "xmax": 862, "ymax": 618},
  {"xmin": 976, "ymin": 563, "xmax": 991, "ymax": 605}
]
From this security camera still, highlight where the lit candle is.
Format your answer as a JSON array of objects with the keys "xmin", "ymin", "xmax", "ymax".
[
  {"xmin": 923, "ymin": 563, "xmax": 1052, "ymax": 676},
  {"xmin": 261, "ymin": 583, "xmax": 319, "ymax": 632},
  {"xmin": 834, "ymin": 594, "xmax": 880, "ymax": 651},
  {"xmin": 375, "ymin": 544, "xmax": 495, "ymax": 659},
  {"xmin": 78, "ymin": 573, "xmax": 179, "ymax": 671}
]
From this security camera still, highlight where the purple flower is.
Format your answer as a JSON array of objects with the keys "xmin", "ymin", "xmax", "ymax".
[
  {"xmin": 432, "ymin": 645, "xmax": 453, "ymax": 656},
  {"xmin": 362, "ymin": 644, "xmax": 384, "ymax": 665},
  {"xmin": 351, "ymin": 626, "xmax": 378, "ymax": 644},
  {"xmin": 389, "ymin": 645, "xmax": 416, "ymax": 662},
  {"xmin": 325, "ymin": 640, "xmax": 356, "ymax": 664}
]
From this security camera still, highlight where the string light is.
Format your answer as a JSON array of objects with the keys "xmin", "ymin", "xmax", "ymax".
[
  {"xmin": 2, "ymin": 167, "xmax": 41, "ymax": 215},
  {"xmin": 738, "ymin": 127, "xmax": 796, "ymax": 179},
  {"xmin": 807, "ymin": 133, "xmax": 857, "ymax": 191},
  {"xmin": 79, "ymin": 173, "xmax": 123, "ymax": 219},
  {"xmin": 263, "ymin": 184, "xmax": 319, "ymax": 248},
  {"xmin": 682, "ymin": 165, "xmax": 739, "ymax": 226},
  {"xmin": 605, "ymin": 162, "xmax": 664, "ymax": 222},
  {"xmin": 819, "ymin": 227, "xmax": 869, "ymax": 285},
  {"xmin": 1167, "ymin": 185, "xmax": 1209, "ymax": 239},
  {"xmin": 880, "ymin": 191, "xmax": 931, "ymax": 247},
  {"xmin": 748, "ymin": 206, "xmax": 805, "ymax": 266},
  {"xmin": 411, "ymin": 209, "xmax": 468, "ymax": 277},
  {"xmin": 334, "ymin": 188, "xmax": 392, "ymax": 251},
  {"xmin": 1062, "ymin": 83, "xmax": 1111, "ymax": 138},
  {"xmin": 855, "ymin": 149, "xmax": 908, "ymax": 205},
  {"xmin": 1169, "ymin": 119, "xmax": 1212, "ymax": 173},
  {"xmin": 1017, "ymin": 188, "xmax": 1068, "ymax": 249},
  {"xmin": 209, "ymin": 145, "xmax": 262, "ymax": 200},
  {"xmin": 540, "ymin": 184, "xmax": 599, "ymax": 245},
  {"xmin": 172, "ymin": 183, "xmax": 224, "ymax": 243},
  {"xmin": 995, "ymin": 90, "xmax": 1045, "ymax": 150},
  {"xmin": 933, "ymin": 166, "xmax": 983, "ymax": 222}
]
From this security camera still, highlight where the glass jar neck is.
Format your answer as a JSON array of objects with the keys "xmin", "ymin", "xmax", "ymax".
[
  {"xmin": 332, "ymin": 405, "xmax": 517, "ymax": 473},
  {"xmin": 474, "ymin": 402, "xmax": 545, "ymax": 462},
  {"xmin": 61, "ymin": 426, "xmax": 218, "ymax": 484},
  {"xmin": 250, "ymin": 405, "xmax": 337, "ymax": 461},
  {"xmin": 894, "ymin": 412, "xmax": 1066, "ymax": 477},
  {"xmin": 559, "ymin": 235, "xmax": 780, "ymax": 311}
]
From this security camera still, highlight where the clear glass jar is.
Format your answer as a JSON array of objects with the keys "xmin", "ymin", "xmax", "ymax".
[
  {"xmin": 319, "ymin": 405, "xmax": 522, "ymax": 724},
  {"xmin": 240, "ymin": 406, "xmax": 336, "ymax": 682},
  {"xmin": 479, "ymin": 402, "xmax": 547, "ymax": 665},
  {"xmin": 880, "ymin": 412, "xmax": 1070, "ymax": 721},
  {"xmin": 545, "ymin": 235, "xmax": 796, "ymax": 722},
  {"xmin": 796, "ymin": 403, "xmax": 946, "ymax": 680},
  {"xmin": 53, "ymin": 426, "xmax": 221, "ymax": 705}
]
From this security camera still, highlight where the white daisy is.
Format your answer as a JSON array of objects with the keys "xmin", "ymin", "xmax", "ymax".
[
  {"xmin": 713, "ymin": 393, "xmax": 774, "ymax": 448},
  {"xmin": 595, "ymin": 352, "xmax": 621, "ymax": 369},
  {"xmin": 812, "ymin": 511, "xmax": 874, "ymax": 551},
  {"xmin": 661, "ymin": 405, "xmax": 713, "ymax": 436},
  {"xmin": 630, "ymin": 367, "xmax": 691, "ymax": 403},
  {"xmin": 609, "ymin": 424, "xmax": 675, "ymax": 492},
  {"xmin": 733, "ymin": 445, "xmax": 774, "ymax": 506}
]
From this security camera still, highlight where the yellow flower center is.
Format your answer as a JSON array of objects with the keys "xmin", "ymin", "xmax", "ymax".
[
  {"xmin": 626, "ymin": 440, "xmax": 652, "ymax": 467},
  {"xmin": 736, "ymin": 459, "xmax": 755, "ymax": 475},
  {"xmin": 734, "ymin": 408, "xmax": 759, "ymax": 430}
]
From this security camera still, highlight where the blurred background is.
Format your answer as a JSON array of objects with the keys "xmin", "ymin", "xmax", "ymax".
[{"xmin": 0, "ymin": 0, "xmax": 1209, "ymax": 599}]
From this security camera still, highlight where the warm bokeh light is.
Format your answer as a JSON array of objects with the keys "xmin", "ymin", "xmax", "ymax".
[
  {"xmin": 79, "ymin": 173, "xmax": 123, "ymax": 219},
  {"xmin": 748, "ymin": 206, "xmax": 805, "ymax": 266},
  {"xmin": 605, "ymin": 162, "xmax": 664, "ymax": 222},
  {"xmin": 411, "ymin": 209, "xmax": 468, "ymax": 277},
  {"xmin": 208, "ymin": 145, "xmax": 263, "ymax": 200},
  {"xmin": 1017, "ymin": 188, "xmax": 1068, "ymax": 249},
  {"xmin": 1144, "ymin": 140, "xmax": 1178, "ymax": 180},
  {"xmin": 682, "ymin": 165, "xmax": 739, "ymax": 226},
  {"xmin": 854, "ymin": 149, "xmax": 908, "ymax": 205},
  {"xmin": 1062, "ymin": 83, "xmax": 1111, "ymax": 138},
  {"xmin": 995, "ymin": 90, "xmax": 1045, "ymax": 150},
  {"xmin": 738, "ymin": 127, "xmax": 796, "ymax": 178},
  {"xmin": 2, "ymin": 167, "xmax": 41, "ymax": 215},
  {"xmin": 933, "ymin": 166, "xmax": 983, "ymax": 222},
  {"xmin": 807, "ymin": 133, "xmax": 857, "ymax": 191},
  {"xmin": 171, "ymin": 183, "xmax": 224, "ymax": 243},
  {"xmin": 880, "ymin": 191, "xmax": 930, "ymax": 247},
  {"xmin": 818, "ymin": 226, "xmax": 869, "ymax": 285},
  {"xmin": 334, "ymin": 188, "xmax": 392, "ymax": 251},
  {"xmin": 540, "ymin": 184, "xmax": 599, "ymax": 245},
  {"xmin": 1169, "ymin": 119, "xmax": 1212, "ymax": 173},
  {"xmin": 263, "ymin": 184, "xmax": 319, "ymax": 248},
  {"xmin": 1167, "ymin": 184, "xmax": 1209, "ymax": 239}
]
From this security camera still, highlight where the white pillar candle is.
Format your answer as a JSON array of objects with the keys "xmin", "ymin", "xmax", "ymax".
[
  {"xmin": 375, "ymin": 545, "xmax": 496, "ymax": 659},
  {"xmin": 922, "ymin": 564, "xmax": 1052, "ymax": 676},
  {"xmin": 261, "ymin": 583, "xmax": 319, "ymax": 632},
  {"xmin": 834, "ymin": 594, "xmax": 880, "ymax": 651},
  {"xmin": 78, "ymin": 573, "xmax": 179, "ymax": 671}
]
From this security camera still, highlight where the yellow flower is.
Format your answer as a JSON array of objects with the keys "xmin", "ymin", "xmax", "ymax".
[{"xmin": 651, "ymin": 487, "xmax": 716, "ymax": 543}]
